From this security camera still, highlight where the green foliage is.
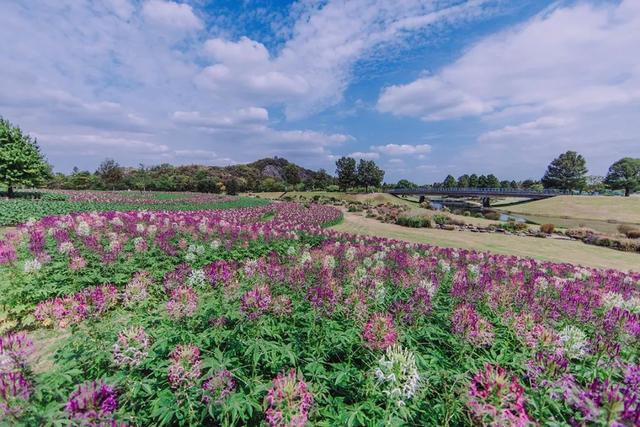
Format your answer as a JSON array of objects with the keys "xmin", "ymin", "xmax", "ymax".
[
  {"xmin": 355, "ymin": 160, "xmax": 385, "ymax": 191},
  {"xmin": 335, "ymin": 157, "xmax": 357, "ymax": 191},
  {"xmin": 604, "ymin": 157, "xmax": 640, "ymax": 197},
  {"xmin": 443, "ymin": 175, "xmax": 456, "ymax": 188},
  {"xmin": 541, "ymin": 151, "xmax": 588, "ymax": 191},
  {"xmin": 396, "ymin": 216, "xmax": 431, "ymax": 228},
  {"xmin": 0, "ymin": 118, "xmax": 50, "ymax": 196}
]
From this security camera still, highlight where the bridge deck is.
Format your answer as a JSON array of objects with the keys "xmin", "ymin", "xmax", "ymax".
[{"xmin": 387, "ymin": 187, "xmax": 567, "ymax": 199}]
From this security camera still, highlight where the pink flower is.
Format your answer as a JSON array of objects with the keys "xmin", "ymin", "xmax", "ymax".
[
  {"xmin": 0, "ymin": 371, "xmax": 31, "ymax": 418},
  {"xmin": 202, "ymin": 369, "xmax": 236, "ymax": 404},
  {"xmin": 452, "ymin": 304, "xmax": 494, "ymax": 347},
  {"xmin": 265, "ymin": 369, "xmax": 313, "ymax": 427},
  {"xmin": 168, "ymin": 344, "xmax": 202, "ymax": 389},
  {"xmin": 166, "ymin": 286, "xmax": 198, "ymax": 319},
  {"xmin": 240, "ymin": 285, "xmax": 272, "ymax": 320},
  {"xmin": 468, "ymin": 364, "xmax": 533, "ymax": 426},
  {"xmin": 362, "ymin": 313, "xmax": 397, "ymax": 350},
  {"xmin": 65, "ymin": 380, "xmax": 118, "ymax": 425}
]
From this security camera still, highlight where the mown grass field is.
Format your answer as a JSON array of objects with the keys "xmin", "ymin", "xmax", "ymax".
[{"xmin": 333, "ymin": 211, "xmax": 640, "ymax": 272}]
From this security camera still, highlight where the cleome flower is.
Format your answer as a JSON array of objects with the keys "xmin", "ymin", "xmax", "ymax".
[
  {"xmin": 65, "ymin": 380, "xmax": 118, "ymax": 425},
  {"xmin": 168, "ymin": 344, "xmax": 202, "ymax": 390},
  {"xmin": 374, "ymin": 344, "xmax": 420, "ymax": 407},
  {"xmin": 113, "ymin": 326, "xmax": 151, "ymax": 368},
  {"xmin": 363, "ymin": 313, "xmax": 398, "ymax": 350},
  {"xmin": 166, "ymin": 286, "xmax": 199, "ymax": 319},
  {"xmin": 202, "ymin": 369, "xmax": 236, "ymax": 404},
  {"xmin": 468, "ymin": 364, "xmax": 534, "ymax": 426},
  {"xmin": 451, "ymin": 304, "xmax": 495, "ymax": 347},
  {"xmin": 558, "ymin": 325, "xmax": 588, "ymax": 359},
  {"xmin": 265, "ymin": 369, "xmax": 313, "ymax": 427},
  {"xmin": 240, "ymin": 284, "xmax": 272, "ymax": 320}
]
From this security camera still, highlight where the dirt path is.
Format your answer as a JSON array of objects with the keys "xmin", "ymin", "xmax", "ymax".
[{"xmin": 333, "ymin": 212, "xmax": 640, "ymax": 272}]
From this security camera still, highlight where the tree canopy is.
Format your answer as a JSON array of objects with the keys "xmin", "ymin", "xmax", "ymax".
[
  {"xmin": 356, "ymin": 159, "xmax": 385, "ymax": 191},
  {"xmin": 541, "ymin": 151, "xmax": 588, "ymax": 191},
  {"xmin": 335, "ymin": 157, "xmax": 357, "ymax": 191},
  {"xmin": 0, "ymin": 118, "xmax": 50, "ymax": 197},
  {"xmin": 605, "ymin": 157, "xmax": 640, "ymax": 197}
]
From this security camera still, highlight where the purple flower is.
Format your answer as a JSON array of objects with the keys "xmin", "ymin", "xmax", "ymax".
[
  {"xmin": 451, "ymin": 304, "xmax": 494, "ymax": 347},
  {"xmin": 240, "ymin": 285, "xmax": 272, "ymax": 320},
  {"xmin": 0, "ymin": 242, "xmax": 17, "ymax": 265},
  {"xmin": 0, "ymin": 371, "xmax": 31, "ymax": 418},
  {"xmin": 113, "ymin": 326, "xmax": 151, "ymax": 368},
  {"xmin": 65, "ymin": 380, "xmax": 118, "ymax": 425},
  {"xmin": 265, "ymin": 369, "xmax": 313, "ymax": 427},
  {"xmin": 204, "ymin": 260, "xmax": 235, "ymax": 286},
  {"xmin": 202, "ymin": 369, "xmax": 236, "ymax": 404},
  {"xmin": 168, "ymin": 344, "xmax": 202, "ymax": 389},
  {"xmin": 362, "ymin": 313, "xmax": 397, "ymax": 350},
  {"xmin": 166, "ymin": 286, "xmax": 199, "ymax": 319},
  {"xmin": 0, "ymin": 332, "xmax": 33, "ymax": 371}
]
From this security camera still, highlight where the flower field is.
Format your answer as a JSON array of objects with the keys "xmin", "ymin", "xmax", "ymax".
[
  {"xmin": 0, "ymin": 191, "xmax": 267, "ymax": 226},
  {"xmin": 0, "ymin": 201, "xmax": 639, "ymax": 426}
]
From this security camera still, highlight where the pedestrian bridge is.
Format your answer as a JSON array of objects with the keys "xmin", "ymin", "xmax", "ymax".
[{"xmin": 386, "ymin": 187, "xmax": 568, "ymax": 207}]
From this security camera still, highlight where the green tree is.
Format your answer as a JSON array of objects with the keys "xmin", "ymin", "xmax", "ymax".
[
  {"xmin": 443, "ymin": 175, "xmax": 456, "ymax": 188},
  {"xmin": 335, "ymin": 157, "xmax": 357, "ymax": 191},
  {"xmin": 457, "ymin": 174, "xmax": 470, "ymax": 187},
  {"xmin": 605, "ymin": 158, "xmax": 640, "ymax": 197},
  {"xmin": 356, "ymin": 159, "xmax": 385, "ymax": 192},
  {"xmin": 96, "ymin": 158, "xmax": 123, "ymax": 190},
  {"xmin": 0, "ymin": 118, "xmax": 50, "ymax": 197},
  {"xmin": 478, "ymin": 175, "xmax": 488, "ymax": 188},
  {"xmin": 283, "ymin": 164, "xmax": 301, "ymax": 188},
  {"xmin": 468, "ymin": 174, "xmax": 479, "ymax": 188},
  {"xmin": 541, "ymin": 151, "xmax": 588, "ymax": 191},
  {"xmin": 396, "ymin": 179, "xmax": 417, "ymax": 189},
  {"xmin": 486, "ymin": 174, "xmax": 500, "ymax": 188},
  {"xmin": 500, "ymin": 180, "xmax": 511, "ymax": 189}
]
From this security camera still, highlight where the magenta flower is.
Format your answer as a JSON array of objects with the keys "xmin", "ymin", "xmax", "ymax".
[
  {"xmin": 65, "ymin": 380, "xmax": 118, "ymax": 425},
  {"xmin": 265, "ymin": 369, "xmax": 313, "ymax": 427},
  {"xmin": 202, "ymin": 369, "xmax": 236, "ymax": 404},
  {"xmin": 0, "ymin": 332, "xmax": 33, "ymax": 370},
  {"xmin": 0, "ymin": 242, "xmax": 17, "ymax": 265},
  {"xmin": 0, "ymin": 371, "xmax": 31, "ymax": 418},
  {"xmin": 168, "ymin": 344, "xmax": 202, "ymax": 389},
  {"xmin": 204, "ymin": 260, "xmax": 235, "ymax": 286},
  {"xmin": 240, "ymin": 284, "xmax": 272, "ymax": 320},
  {"xmin": 123, "ymin": 271, "xmax": 152, "ymax": 306},
  {"xmin": 166, "ymin": 286, "xmax": 199, "ymax": 319},
  {"xmin": 451, "ymin": 304, "xmax": 494, "ymax": 347},
  {"xmin": 468, "ymin": 364, "xmax": 533, "ymax": 426},
  {"xmin": 113, "ymin": 326, "xmax": 151, "ymax": 368},
  {"xmin": 362, "ymin": 313, "xmax": 397, "ymax": 350}
]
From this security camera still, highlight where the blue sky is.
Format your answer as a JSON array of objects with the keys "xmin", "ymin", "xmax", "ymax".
[{"xmin": 1, "ymin": 0, "xmax": 639, "ymax": 183}]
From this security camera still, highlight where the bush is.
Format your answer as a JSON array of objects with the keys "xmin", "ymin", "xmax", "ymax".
[
  {"xmin": 617, "ymin": 224, "xmax": 640, "ymax": 238},
  {"xmin": 483, "ymin": 211, "xmax": 501, "ymax": 221},
  {"xmin": 499, "ymin": 221, "xmax": 528, "ymax": 232},
  {"xmin": 326, "ymin": 185, "xmax": 340, "ymax": 192},
  {"xmin": 540, "ymin": 223, "xmax": 555, "ymax": 234},
  {"xmin": 566, "ymin": 227, "xmax": 598, "ymax": 240},
  {"xmin": 463, "ymin": 211, "xmax": 471, "ymax": 217},
  {"xmin": 432, "ymin": 214, "xmax": 449, "ymax": 226},
  {"xmin": 396, "ymin": 215, "xmax": 431, "ymax": 228}
]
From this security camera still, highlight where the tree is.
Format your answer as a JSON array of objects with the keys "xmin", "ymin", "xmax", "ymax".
[
  {"xmin": 96, "ymin": 158, "xmax": 123, "ymax": 190},
  {"xmin": 356, "ymin": 159, "xmax": 385, "ymax": 191},
  {"xmin": 541, "ymin": 151, "xmax": 588, "ymax": 191},
  {"xmin": 283, "ymin": 164, "xmax": 300, "ymax": 188},
  {"xmin": 0, "ymin": 118, "xmax": 50, "ymax": 197},
  {"xmin": 486, "ymin": 174, "xmax": 500, "ymax": 188},
  {"xmin": 478, "ymin": 175, "xmax": 488, "ymax": 188},
  {"xmin": 335, "ymin": 157, "xmax": 357, "ymax": 191},
  {"xmin": 457, "ymin": 174, "xmax": 470, "ymax": 188},
  {"xmin": 605, "ymin": 158, "xmax": 640, "ymax": 197},
  {"xmin": 500, "ymin": 180, "xmax": 511, "ymax": 189},
  {"xmin": 396, "ymin": 179, "xmax": 417, "ymax": 189},
  {"xmin": 443, "ymin": 175, "xmax": 457, "ymax": 188},
  {"xmin": 468, "ymin": 174, "xmax": 479, "ymax": 188}
]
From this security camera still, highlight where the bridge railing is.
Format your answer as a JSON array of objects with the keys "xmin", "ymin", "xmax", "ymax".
[{"xmin": 387, "ymin": 187, "xmax": 571, "ymax": 196}]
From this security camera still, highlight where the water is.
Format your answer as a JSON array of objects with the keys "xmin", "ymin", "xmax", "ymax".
[{"xmin": 428, "ymin": 200, "xmax": 528, "ymax": 223}]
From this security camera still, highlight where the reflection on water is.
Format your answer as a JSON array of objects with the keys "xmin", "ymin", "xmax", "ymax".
[{"xmin": 429, "ymin": 200, "xmax": 528, "ymax": 223}]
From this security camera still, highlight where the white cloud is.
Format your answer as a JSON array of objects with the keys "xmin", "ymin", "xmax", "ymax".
[
  {"xmin": 172, "ymin": 108, "xmax": 269, "ymax": 128},
  {"xmin": 142, "ymin": 0, "xmax": 202, "ymax": 31},
  {"xmin": 348, "ymin": 151, "xmax": 380, "ymax": 160},
  {"xmin": 371, "ymin": 143, "xmax": 432, "ymax": 155}
]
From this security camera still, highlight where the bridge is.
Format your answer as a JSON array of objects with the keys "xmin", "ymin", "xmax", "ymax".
[{"xmin": 386, "ymin": 187, "xmax": 569, "ymax": 207}]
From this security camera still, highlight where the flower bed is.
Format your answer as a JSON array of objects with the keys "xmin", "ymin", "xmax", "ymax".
[{"xmin": 0, "ymin": 202, "xmax": 638, "ymax": 425}]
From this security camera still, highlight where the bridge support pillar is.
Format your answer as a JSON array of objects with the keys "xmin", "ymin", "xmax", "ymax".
[
  {"xmin": 419, "ymin": 196, "xmax": 425, "ymax": 204},
  {"xmin": 482, "ymin": 197, "xmax": 491, "ymax": 208}
]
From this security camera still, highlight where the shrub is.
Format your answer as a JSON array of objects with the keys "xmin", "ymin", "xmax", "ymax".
[
  {"xmin": 483, "ymin": 211, "xmax": 501, "ymax": 221},
  {"xmin": 432, "ymin": 214, "xmax": 449, "ymax": 226},
  {"xmin": 396, "ymin": 216, "xmax": 431, "ymax": 228},
  {"xmin": 499, "ymin": 221, "xmax": 528, "ymax": 232},
  {"xmin": 326, "ymin": 185, "xmax": 340, "ymax": 192},
  {"xmin": 566, "ymin": 227, "xmax": 598, "ymax": 240},
  {"xmin": 463, "ymin": 211, "xmax": 471, "ymax": 217},
  {"xmin": 617, "ymin": 224, "xmax": 640, "ymax": 238},
  {"xmin": 540, "ymin": 224, "xmax": 555, "ymax": 234}
]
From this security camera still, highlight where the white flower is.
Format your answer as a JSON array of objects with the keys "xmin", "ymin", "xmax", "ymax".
[
  {"xmin": 187, "ymin": 269, "xmax": 207, "ymax": 289},
  {"xmin": 323, "ymin": 255, "xmax": 336, "ymax": 270},
  {"xmin": 210, "ymin": 239, "xmax": 221, "ymax": 250},
  {"xmin": 375, "ymin": 344, "xmax": 420, "ymax": 404},
  {"xmin": 76, "ymin": 221, "xmax": 91, "ymax": 236},
  {"xmin": 345, "ymin": 247, "xmax": 357, "ymax": 262},
  {"xmin": 286, "ymin": 246, "xmax": 296, "ymax": 257},
  {"xmin": 558, "ymin": 325, "xmax": 588, "ymax": 359},
  {"xmin": 299, "ymin": 251, "xmax": 312, "ymax": 266},
  {"xmin": 59, "ymin": 241, "xmax": 75, "ymax": 255},
  {"xmin": 438, "ymin": 259, "xmax": 450, "ymax": 272},
  {"xmin": 417, "ymin": 279, "xmax": 437, "ymax": 298},
  {"xmin": 136, "ymin": 223, "xmax": 145, "ymax": 234},
  {"xmin": 23, "ymin": 258, "xmax": 42, "ymax": 273}
]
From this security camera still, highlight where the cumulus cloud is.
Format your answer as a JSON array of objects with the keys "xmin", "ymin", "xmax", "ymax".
[
  {"xmin": 142, "ymin": 0, "xmax": 202, "ymax": 31},
  {"xmin": 371, "ymin": 143, "xmax": 432, "ymax": 155},
  {"xmin": 348, "ymin": 152, "xmax": 380, "ymax": 160}
]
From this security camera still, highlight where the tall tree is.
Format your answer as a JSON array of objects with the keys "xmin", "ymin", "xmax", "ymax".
[
  {"xmin": 443, "ymin": 175, "xmax": 457, "ymax": 188},
  {"xmin": 396, "ymin": 179, "xmax": 417, "ymax": 189},
  {"xmin": 468, "ymin": 174, "xmax": 479, "ymax": 188},
  {"xmin": 335, "ymin": 157, "xmax": 357, "ymax": 191},
  {"xmin": 486, "ymin": 174, "xmax": 500, "ymax": 188},
  {"xmin": 541, "ymin": 151, "xmax": 588, "ymax": 191},
  {"xmin": 478, "ymin": 175, "xmax": 488, "ymax": 188},
  {"xmin": 96, "ymin": 158, "xmax": 123, "ymax": 190},
  {"xmin": 356, "ymin": 159, "xmax": 385, "ymax": 192},
  {"xmin": 457, "ymin": 174, "xmax": 470, "ymax": 188},
  {"xmin": 0, "ymin": 118, "xmax": 50, "ymax": 197},
  {"xmin": 283, "ymin": 164, "xmax": 301, "ymax": 187},
  {"xmin": 605, "ymin": 158, "xmax": 640, "ymax": 197}
]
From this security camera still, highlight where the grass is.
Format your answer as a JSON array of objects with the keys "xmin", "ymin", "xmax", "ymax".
[
  {"xmin": 333, "ymin": 211, "xmax": 640, "ymax": 272},
  {"xmin": 497, "ymin": 195, "xmax": 640, "ymax": 224}
]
